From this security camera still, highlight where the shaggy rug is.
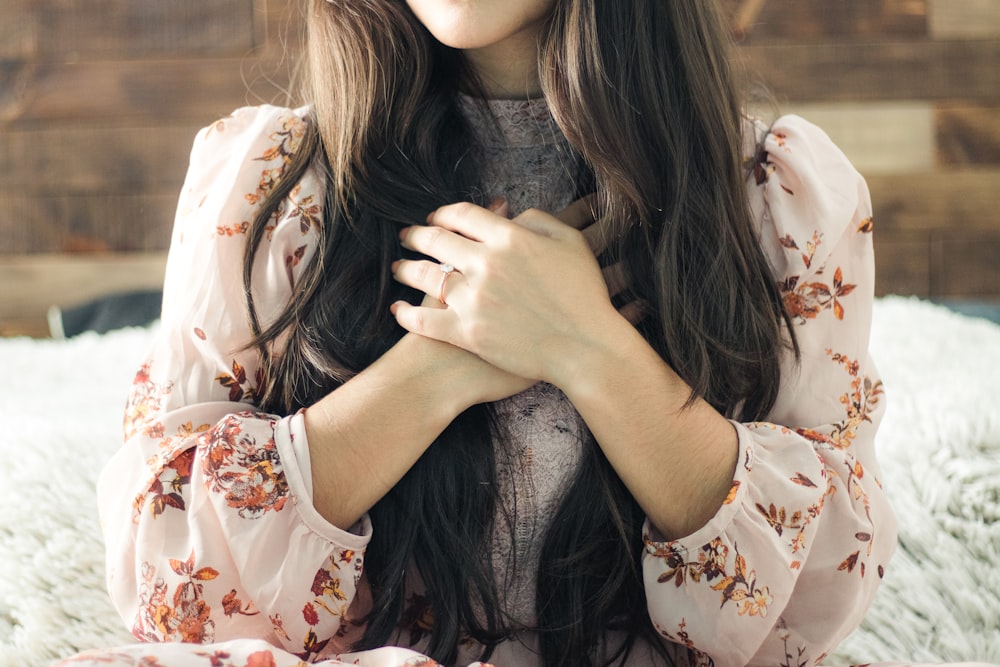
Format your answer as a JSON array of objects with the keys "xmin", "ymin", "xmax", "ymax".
[{"xmin": 0, "ymin": 296, "xmax": 998, "ymax": 667}]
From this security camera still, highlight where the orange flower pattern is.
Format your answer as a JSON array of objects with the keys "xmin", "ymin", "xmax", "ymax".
[
  {"xmin": 133, "ymin": 552, "xmax": 220, "ymax": 644},
  {"xmin": 200, "ymin": 413, "xmax": 290, "ymax": 519},
  {"xmin": 123, "ymin": 362, "xmax": 172, "ymax": 443},
  {"xmin": 649, "ymin": 539, "xmax": 775, "ymax": 618},
  {"xmin": 823, "ymin": 350, "xmax": 885, "ymax": 450},
  {"xmin": 74, "ymin": 109, "xmax": 899, "ymax": 667}
]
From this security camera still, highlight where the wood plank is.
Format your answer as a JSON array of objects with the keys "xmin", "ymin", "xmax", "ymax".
[
  {"xmin": 0, "ymin": 125, "xmax": 198, "ymax": 195},
  {"xmin": 739, "ymin": 39, "xmax": 1000, "ymax": 103},
  {"xmin": 0, "ymin": 3, "xmax": 37, "ymax": 61},
  {"xmin": 874, "ymin": 231, "xmax": 932, "ymax": 297},
  {"xmin": 0, "ymin": 0, "xmax": 256, "ymax": 62},
  {"xmin": 724, "ymin": 0, "xmax": 928, "ymax": 42},
  {"xmin": 0, "ymin": 58, "xmax": 293, "ymax": 128},
  {"xmin": 932, "ymin": 234, "xmax": 1000, "ymax": 296},
  {"xmin": 0, "ymin": 252, "xmax": 167, "ymax": 336},
  {"xmin": 928, "ymin": 0, "xmax": 1000, "ymax": 39},
  {"xmin": 867, "ymin": 170, "xmax": 1000, "ymax": 233},
  {"xmin": 0, "ymin": 194, "xmax": 177, "ymax": 254},
  {"xmin": 774, "ymin": 102, "xmax": 934, "ymax": 174},
  {"xmin": 936, "ymin": 105, "xmax": 1000, "ymax": 166}
]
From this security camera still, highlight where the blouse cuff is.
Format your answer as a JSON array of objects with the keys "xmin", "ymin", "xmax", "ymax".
[
  {"xmin": 643, "ymin": 421, "xmax": 754, "ymax": 552},
  {"xmin": 274, "ymin": 410, "xmax": 372, "ymax": 549}
]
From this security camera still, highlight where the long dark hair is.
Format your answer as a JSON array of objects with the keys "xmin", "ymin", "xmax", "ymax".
[{"xmin": 242, "ymin": 1, "xmax": 791, "ymax": 665}]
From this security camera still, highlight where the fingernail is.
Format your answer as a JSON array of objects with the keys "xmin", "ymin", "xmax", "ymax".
[
  {"xmin": 390, "ymin": 302, "xmax": 398, "ymax": 315},
  {"xmin": 391, "ymin": 260, "xmax": 400, "ymax": 273},
  {"xmin": 488, "ymin": 197, "xmax": 506, "ymax": 211}
]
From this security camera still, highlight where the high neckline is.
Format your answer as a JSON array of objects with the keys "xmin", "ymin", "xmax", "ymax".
[{"xmin": 456, "ymin": 93, "xmax": 563, "ymax": 149}]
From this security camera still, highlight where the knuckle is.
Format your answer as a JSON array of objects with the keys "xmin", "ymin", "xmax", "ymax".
[
  {"xmin": 451, "ymin": 201, "xmax": 479, "ymax": 218},
  {"xmin": 423, "ymin": 226, "xmax": 444, "ymax": 250},
  {"xmin": 412, "ymin": 309, "xmax": 426, "ymax": 332},
  {"xmin": 416, "ymin": 261, "xmax": 432, "ymax": 285}
]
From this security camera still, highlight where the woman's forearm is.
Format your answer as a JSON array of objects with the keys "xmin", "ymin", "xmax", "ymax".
[
  {"xmin": 551, "ymin": 310, "xmax": 739, "ymax": 541},
  {"xmin": 304, "ymin": 332, "xmax": 528, "ymax": 530}
]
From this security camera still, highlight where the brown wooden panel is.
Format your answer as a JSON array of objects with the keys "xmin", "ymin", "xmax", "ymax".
[
  {"xmin": 0, "ymin": 4, "xmax": 36, "ymax": 61},
  {"xmin": 0, "ymin": 194, "xmax": 177, "ymax": 254},
  {"xmin": 928, "ymin": 0, "xmax": 1000, "ymax": 39},
  {"xmin": 739, "ymin": 39, "xmax": 1000, "ymax": 103},
  {"xmin": 0, "ymin": 125, "xmax": 198, "ymax": 196},
  {"xmin": 724, "ymin": 0, "xmax": 928, "ymax": 42},
  {"xmin": 780, "ymin": 102, "xmax": 935, "ymax": 174},
  {"xmin": 0, "ymin": 252, "xmax": 167, "ymax": 336},
  {"xmin": 937, "ymin": 105, "xmax": 1000, "ymax": 166},
  {"xmin": 0, "ymin": 58, "xmax": 293, "ymax": 128},
  {"xmin": 933, "ymin": 234, "xmax": 1000, "ymax": 296},
  {"xmin": 874, "ymin": 231, "xmax": 932, "ymax": 297},
  {"xmin": 1, "ymin": 0, "xmax": 256, "ymax": 62},
  {"xmin": 867, "ymin": 170, "xmax": 1000, "ymax": 233}
]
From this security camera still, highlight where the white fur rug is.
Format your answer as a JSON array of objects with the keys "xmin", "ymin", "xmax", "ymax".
[{"xmin": 0, "ymin": 297, "xmax": 998, "ymax": 667}]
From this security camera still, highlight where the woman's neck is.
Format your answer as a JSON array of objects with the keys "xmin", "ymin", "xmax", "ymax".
[{"xmin": 462, "ymin": 32, "xmax": 544, "ymax": 99}]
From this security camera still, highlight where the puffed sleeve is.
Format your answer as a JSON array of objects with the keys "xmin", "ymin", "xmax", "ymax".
[
  {"xmin": 642, "ymin": 115, "xmax": 896, "ymax": 666},
  {"xmin": 97, "ymin": 105, "xmax": 372, "ymax": 660}
]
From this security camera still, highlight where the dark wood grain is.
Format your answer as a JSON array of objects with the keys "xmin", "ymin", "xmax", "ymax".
[
  {"xmin": 740, "ymin": 39, "xmax": 1000, "ymax": 103},
  {"xmin": 723, "ymin": 0, "xmax": 928, "ymax": 42},
  {"xmin": 867, "ymin": 170, "xmax": 1000, "ymax": 232},
  {"xmin": 0, "ymin": 194, "xmax": 178, "ymax": 254},
  {"xmin": 933, "ymin": 235, "xmax": 1000, "ymax": 296},
  {"xmin": 3, "ymin": 0, "xmax": 1000, "ymax": 337},
  {"xmin": 0, "ymin": 125, "xmax": 198, "ymax": 195},
  {"xmin": 2, "ymin": 0, "xmax": 256, "ymax": 62},
  {"xmin": 0, "ymin": 59, "xmax": 294, "ymax": 129},
  {"xmin": 937, "ymin": 105, "xmax": 1000, "ymax": 165},
  {"xmin": 874, "ymin": 232, "xmax": 932, "ymax": 297}
]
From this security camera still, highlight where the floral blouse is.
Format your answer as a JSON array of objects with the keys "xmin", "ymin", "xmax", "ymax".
[{"xmin": 67, "ymin": 102, "xmax": 902, "ymax": 667}]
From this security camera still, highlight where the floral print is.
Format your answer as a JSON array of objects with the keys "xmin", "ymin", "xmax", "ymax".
[
  {"xmin": 648, "ymin": 539, "xmax": 774, "ymax": 618},
  {"xmin": 133, "ymin": 553, "xmax": 219, "ymax": 644},
  {"xmin": 123, "ymin": 362, "xmax": 171, "ymax": 443},
  {"xmin": 824, "ymin": 350, "xmax": 885, "ymax": 450},
  {"xmin": 64, "ymin": 107, "xmax": 908, "ymax": 667},
  {"xmin": 200, "ymin": 413, "xmax": 290, "ymax": 519}
]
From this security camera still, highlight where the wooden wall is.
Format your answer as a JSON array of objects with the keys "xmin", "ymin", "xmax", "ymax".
[
  {"xmin": 724, "ymin": 0, "xmax": 1000, "ymax": 303},
  {"xmin": 1, "ymin": 0, "xmax": 998, "ymax": 336}
]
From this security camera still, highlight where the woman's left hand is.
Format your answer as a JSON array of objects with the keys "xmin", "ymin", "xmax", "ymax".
[{"xmin": 390, "ymin": 201, "xmax": 628, "ymax": 386}]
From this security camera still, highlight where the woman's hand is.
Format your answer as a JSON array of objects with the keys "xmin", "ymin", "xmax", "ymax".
[
  {"xmin": 390, "ymin": 198, "xmax": 629, "ymax": 387},
  {"xmin": 404, "ymin": 294, "xmax": 535, "ymax": 406}
]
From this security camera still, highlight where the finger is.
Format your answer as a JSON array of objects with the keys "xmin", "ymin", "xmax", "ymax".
[
  {"xmin": 553, "ymin": 194, "xmax": 598, "ymax": 231},
  {"xmin": 400, "ymin": 223, "xmax": 475, "ymax": 268},
  {"xmin": 618, "ymin": 300, "xmax": 649, "ymax": 326},
  {"xmin": 488, "ymin": 197, "xmax": 511, "ymax": 219},
  {"xmin": 391, "ymin": 300, "xmax": 455, "ymax": 343},
  {"xmin": 426, "ymin": 202, "xmax": 511, "ymax": 245},
  {"xmin": 581, "ymin": 219, "xmax": 615, "ymax": 255},
  {"xmin": 601, "ymin": 262, "xmax": 628, "ymax": 298},
  {"xmin": 392, "ymin": 259, "xmax": 460, "ymax": 302}
]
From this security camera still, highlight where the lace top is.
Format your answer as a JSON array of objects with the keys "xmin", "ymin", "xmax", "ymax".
[
  {"xmin": 456, "ymin": 95, "xmax": 588, "ymax": 628},
  {"xmin": 455, "ymin": 94, "xmax": 581, "ymax": 217}
]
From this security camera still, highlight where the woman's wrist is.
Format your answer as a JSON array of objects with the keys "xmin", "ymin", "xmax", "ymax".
[
  {"xmin": 543, "ymin": 305, "xmax": 646, "ymax": 399},
  {"xmin": 544, "ymin": 308, "xmax": 738, "ymax": 539}
]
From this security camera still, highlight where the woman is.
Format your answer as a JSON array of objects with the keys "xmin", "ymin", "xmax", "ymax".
[{"xmin": 60, "ymin": 1, "xmax": 913, "ymax": 665}]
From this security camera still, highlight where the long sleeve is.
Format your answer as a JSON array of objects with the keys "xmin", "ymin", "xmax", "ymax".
[
  {"xmin": 642, "ymin": 115, "xmax": 896, "ymax": 666},
  {"xmin": 98, "ymin": 106, "xmax": 371, "ymax": 660}
]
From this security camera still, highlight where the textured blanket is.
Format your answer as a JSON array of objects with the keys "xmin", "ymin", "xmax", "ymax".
[{"xmin": 1, "ymin": 297, "xmax": 998, "ymax": 666}]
